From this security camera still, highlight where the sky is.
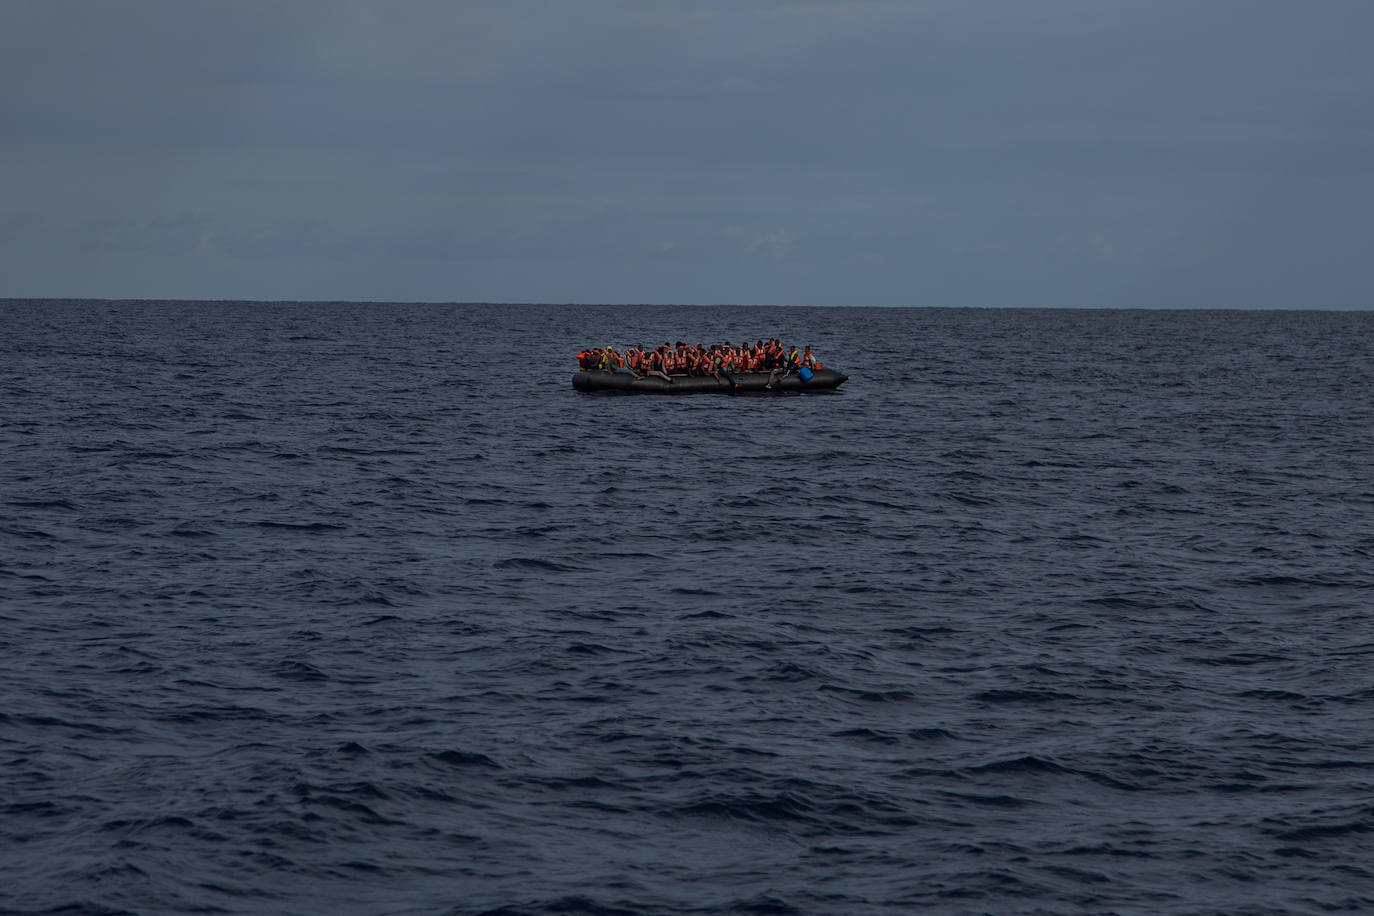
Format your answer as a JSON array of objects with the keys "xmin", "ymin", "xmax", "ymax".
[{"xmin": 2, "ymin": 0, "xmax": 1373, "ymax": 307}]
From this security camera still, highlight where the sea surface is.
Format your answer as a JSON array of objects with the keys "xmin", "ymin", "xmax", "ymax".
[{"xmin": 2, "ymin": 300, "xmax": 1373, "ymax": 916}]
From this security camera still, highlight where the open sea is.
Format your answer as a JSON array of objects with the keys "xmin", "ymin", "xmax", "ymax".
[{"xmin": 2, "ymin": 299, "xmax": 1373, "ymax": 916}]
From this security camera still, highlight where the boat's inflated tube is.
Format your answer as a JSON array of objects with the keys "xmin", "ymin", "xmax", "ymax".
[{"xmin": 572, "ymin": 368, "xmax": 848, "ymax": 394}]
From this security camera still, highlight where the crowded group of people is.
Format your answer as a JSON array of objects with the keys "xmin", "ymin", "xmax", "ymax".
[{"xmin": 576, "ymin": 339, "xmax": 822, "ymax": 387}]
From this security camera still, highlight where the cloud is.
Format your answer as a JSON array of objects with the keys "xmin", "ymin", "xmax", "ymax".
[{"xmin": 745, "ymin": 230, "xmax": 793, "ymax": 259}]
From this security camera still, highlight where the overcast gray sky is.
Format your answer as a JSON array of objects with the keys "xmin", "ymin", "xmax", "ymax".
[{"xmin": 3, "ymin": 0, "xmax": 1372, "ymax": 306}]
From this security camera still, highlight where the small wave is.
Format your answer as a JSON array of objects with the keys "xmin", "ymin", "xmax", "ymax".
[
  {"xmin": 1184, "ymin": 652, "xmax": 1282, "ymax": 667},
  {"xmin": 940, "ymin": 790, "xmax": 1036, "ymax": 809},
  {"xmin": 968, "ymin": 755, "xmax": 1069, "ymax": 776},
  {"xmin": 254, "ymin": 521, "xmax": 347, "ymax": 532},
  {"xmin": 494, "ymin": 557, "xmax": 580, "ymax": 572},
  {"xmin": 469, "ymin": 896, "xmax": 643, "ymax": 916},
  {"xmin": 334, "ymin": 591, "xmax": 397, "ymax": 607},
  {"xmin": 0, "ymin": 712, "xmax": 123, "ymax": 734},
  {"xmin": 429, "ymin": 750, "xmax": 500, "ymax": 768},
  {"xmin": 295, "ymin": 793, "xmax": 397, "ymax": 825},
  {"xmin": 1232, "ymin": 574, "xmax": 1354, "ymax": 588},
  {"xmin": 1236, "ymin": 688, "xmax": 1309, "ymax": 701},
  {"xmin": 669, "ymin": 791, "xmax": 819, "ymax": 824},
  {"xmin": 99, "ymin": 815, "xmax": 198, "ymax": 834},
  {"xmin": 1036, "ymin": 863, "xmax": 1114, "ymax": 885},
  {"xmin": 818, "ymin": 684, "xmax": 914, "ymax": 703},
  {"xmin": 168, "ymin": 524, "xmax": 216, "ymax": 538},
  {"xmin": 0, "ymin": 523, "xmax": 57, "ymax": 540},
  {"xmin": 1081, "ymin": 594, "xmax": 1152, "ymax": 609},
  {"xmin": 909, "ymin": 727, "xmax": 958, "ymax": 741},
  {"xmin": 317, "ymin": 446, "xmax": 422, "ymax": 456},
  {"xmin": 565, "ymin": 642, "xmax": 624, "ymax": 655},
  {"xmin": 528, "ymin": 775, "xmax": 618, "ymax": 790},
  {"xmin": 831, "ymin": 727, "xmax": 902, "ymax": 744},
  {"xmin": 759, "ymin": 662, "xmax": 820, "ymax": 682},
  {"xmin": 718, "ymin": 895, "xmax": 804, "ymax": 915},
  {"xmin": 7, "ymin": 498, "xmax": 80, "ymax": 510},
  {"xmin": 161, "ymin": 705, "xmax": 274, "ymax": 723},
  {"xmin": 1271, "ymin": 815, "xmax": 1374, "ymax": 842},
  {"xmin": 973, "ymin": 689, "xmax": 1077, "ymax": 705},
  {"xmin": 274, "ymin": 659, "xmax": 328, "ymax": 681},
  {"xmin": 8, "ymin": 900, "xmax": 138, "ymax": 915},
  {"xmin": 2, "ymin": 800, "xmax": 69, "ymax": 817},
  {"xmin": 0, "ymin": 568, "xmax": 51, "ymax": 581}
]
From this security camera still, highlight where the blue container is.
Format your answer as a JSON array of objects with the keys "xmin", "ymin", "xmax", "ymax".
[{"xmin": 799, "ymin": 367, "xmax": 814, "ymax": 382}]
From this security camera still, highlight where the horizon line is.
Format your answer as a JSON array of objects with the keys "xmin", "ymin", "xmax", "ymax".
[{"xmin": 3, "ymin": 297, "xmax": 1373, "ymax": 312}]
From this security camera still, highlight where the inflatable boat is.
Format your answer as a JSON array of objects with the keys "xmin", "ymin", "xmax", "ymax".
[{"xmin": 572, "ymin": 367, "xmax": 848, "ymax": 394}]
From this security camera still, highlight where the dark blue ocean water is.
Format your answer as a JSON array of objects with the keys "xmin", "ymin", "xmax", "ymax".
[{"xmin": 2, "ymin": 300, "xmax": 1373, "ymax": 915}]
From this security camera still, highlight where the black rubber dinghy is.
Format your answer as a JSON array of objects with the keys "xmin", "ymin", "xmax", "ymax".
[{"xmin": 572, "ymin": 368, "xmax": 848, "ymax": 394}]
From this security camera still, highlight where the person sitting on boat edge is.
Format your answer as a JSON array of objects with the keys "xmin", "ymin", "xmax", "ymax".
[
  {"xmin": 711, "ymin": 346, "xmax": 736, "ymax": 388},
  {"xmin": 765, "ymin": 345, "xmax": 797, "ymax": 389},
  {"xmin": 645, "ymin": 345, "xmax": 673, "ymax": 382}
]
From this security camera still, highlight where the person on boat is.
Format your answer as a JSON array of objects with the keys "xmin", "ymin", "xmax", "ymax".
[
  {"xmin": 762, "ymin": 340, "xmax": 781, "ymax": 371},
  {"xmin": 746, "ymin": 344, "xmax": 763, "ymax": 372},
  {"xmin": 613, "ymin": 347, "xmax": 640, "ymax": 376},
  {"xmin": 646, "ymin": 346, "xmax": 672, "ymax": 382},
  {"xmin": 766, "ymin": 344, "xmax": 800, "ymax": 389},
  {"xmin": 694, "ymin": 346, "xmax": 717, "ymax": 382},
  {"xmin": 711, "ymin": 346, "xmax": 736, "ymax": 388},
  {"xmin": 597, "ymin": 346, "xmax": 622, "ymax": 372}
]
